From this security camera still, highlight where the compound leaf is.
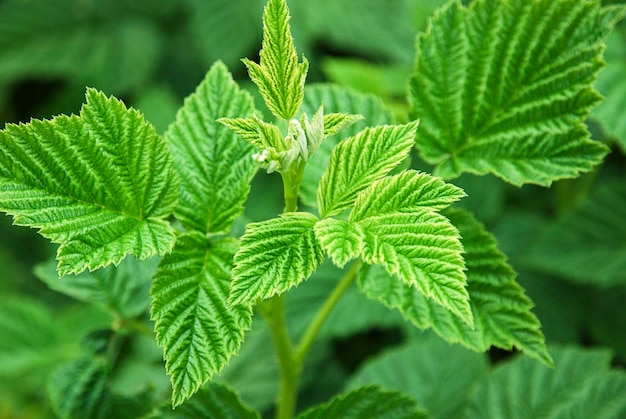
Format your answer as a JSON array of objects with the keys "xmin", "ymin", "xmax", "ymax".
[
  {"xmin": 314, "ymin": 218, "xmax": 363, "ymax": 268},
  {"xmin": 151, "ymin": 234, "xmax": 252, "ymax": 407},
  {"xmin": 350, "ymin": 170, "xmax": 466, "ymax": 221},
  {"xmin": 165, "ymin": 61, "xmax": 257, "ymax": 234},
  {"xmin": 299, "ymin": 84, "xmax": 393, "ymax": 209},
  {"xmin": 317, "ymin": 122, "xmax": 418, "ymax": 217},
  {"xmin": 243, "ymin": 0, "xmax": 308, "ymax": 120},
  {"xmin": 0, "ymin": 88, "xmax": 178, "ymax": 275},
  {"xmin": 359, "ymin": 209, "xmax": 551, "ymax": 365},
  {"xmin": 410, "ymin": 0, "xmax": 620, "ymax": 186},
  {"xmin": 468, "ymin": 346, "xmax": 626, "ymax": 419},
  {"xmin": 358, "ymin": 211, "xmax": 472, "ymax": 326},
  {"xmin": 298, "ymin": 386, "xmax": 426, "ymax": 419},
  {"xmin": 230, "ymin": 212, "xmax": 324, "ymax": 305},
  {"xmin": 153, "ymin": 382, "xmax": 260, "ymax": 419}
]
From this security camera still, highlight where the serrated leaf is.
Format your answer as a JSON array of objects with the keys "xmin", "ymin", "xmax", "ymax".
[
  {"xmin": 230, "ymin": 212, "xmax": 324, "ymax": 305},
  {"xmin": 47, "ymin": 356, "xmax": 112, "ymax": 419},
  {"xmin": 314, "ymin": 218, "xmax": 363, "ymax": 268},
  {"xmin": 322, "ymin": 113, "xmax": 365, "ymax": 138},
  {"xmin": 409, "ymin": 0, "xmax": 619, "ymax": 186},
  {"xmin": 35, "ymin": 256, "xmax": 156, "ymax": 319},
  {"xmin": 165, "ymin": 61, "xmax": 257, "ymax": 234},
  {"xmin": 350, "ymin": 170, "xmax": 466, "ymax": 221},
  {"xmin": 348, "ymin": 336, "xmax": 489, "ymax": 419},
  {"xmin": 151, "ymin": 234, "xmax": 252, "ymax": 407},
  {"xmin": 317, "ymin": 122, "xmax": 418, "ymax": 217},
  {"xmin": 243, "ymin": 0, "xmax": 308, "ymax": 120},
  {"xmin": 298, "ymin": 386, "xmax": 426, "ymax": 419},
  {"xmin": 0, "ymin": 88, "xmax": 178, "ymax": 275},
  {"xmin": 299, "ymin": 84, "xmax": 393, "ymax": 209},
  {"xmin": 524, "ymin": 179, "xmax": 626, "ymax": 286},
  {"xmin": 359, "ymin": 211, "xmax": 472, "ymax": 326},
  {"xmin": 468, "ymin": 346, "xmax": 626, "ymax": 419},
  {"xmin": 359, "ymin": 208, "xmax": 552, "ymax": 365},
  {"xmin": 153, "ymin": 382, "xmax": 260, "ymax": 419}
]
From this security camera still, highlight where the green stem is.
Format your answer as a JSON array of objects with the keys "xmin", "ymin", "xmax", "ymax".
[
  {"xmin": 295, "ymin": 260, "xmax": 361, "ymax": 362},
  {"xmin": 258, "ymin": 295, "xmax": 300, "ymax": 419}
]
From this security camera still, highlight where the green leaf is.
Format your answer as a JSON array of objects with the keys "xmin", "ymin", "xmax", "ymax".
[
  {"xmin": 350, "ymin": 170, "xmax": 466, "ymax": 221},
  {"xmin": 230, "ymin": 212, "xmax": 324, "ymax": 305},
  {"xmin": 0, "ymin": 296, "xmax": 64, "ymax": 376},
  {"xmin": 298, "ymin": 386, "xmax": 426, "ymax": 419},
  {"xmin": 299, "ymin": 84, "xmax": 394, "ymax": 209},
  {"xmin": 592, "ymin": 25, "xmax": 626, "ymax": 152},
  {"xmin": 153, "ymin": 382, "xmax": 260, "ymax": 419},
  {"xmin": 409, "ymin": 0, "xmax": 620, "ymax": 186},
  {"xmin": 243, "ymin": 0, "xmax": 309, "ymax": 120},
  {"xmin": 151, "ymin": 234, "xmax": 252, "ymax": 407},
  {"xmin": 165, "ymin": 61, "xmax": 257, "ymax": 235},
  {"xmin": 348, "ymin": 336, "xmax": 489, "ymax": 419},
  {"xmin": 524, "ymin": 179, "xmax": 626, "ymax": 286},
  {"xmin": 47, "ymin": 356, "xmax": 112, "ymax": 419},
  {"xmin": 322, "ymin": 113, "xmax": 365, "ymax": 138},
  {"xmin": 314, "ymin": 218, "xmax": 363, "ymax": 268},
  {"xmin": 468, "ymin": 346, "xmax": 626, "ymax": 419},
  {"xmin": 0, "ymin": 88, "xmax": 178, "ymax": 275},
  {"xmin": 35, "ymin": 256, "xmax": 157, "ymax": 319},
  {"xmin": 359, "ymin": 209, "xmax": 551, "ymax": 365},
  {"xmin": 317, "ymin": 122, "xmax": 418, "ymax": 217},
  {"xmin": 217, "ymin": 115, "xmax": 284, "ymax": 152},
  {"xmin": 359, "ymin": 211, "xmax": 472, "ymax": 326}
]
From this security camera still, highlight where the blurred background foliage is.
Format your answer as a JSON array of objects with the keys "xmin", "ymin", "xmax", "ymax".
[{"xmin": 1, "ymin": 0, "xmax": 626, "ymax": 418}]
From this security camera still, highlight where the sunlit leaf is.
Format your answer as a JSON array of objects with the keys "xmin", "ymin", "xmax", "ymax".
[
  {"xmin": 0, "ymin": 88, "xmax": 178, "ymax": 275},
  {"xmin": 409, "ymin": 0, "xmax": 622, "ymax": 186},
  {"xmin": 151, "ymin": 234, "xmax": 252, "ymax": 407}
]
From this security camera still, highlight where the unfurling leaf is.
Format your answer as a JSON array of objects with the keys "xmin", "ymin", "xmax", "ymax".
[
  {"xmin": 151, "ymin": 234, "xmax": 252, "ymax": 407},
  {"xmin": 0, "ymin": 88, "xmax": 178, "ymax": 275},
  {"xmin": 243, "ymin": 0, "xmax": 308, "ymax": 120},
  {"xmin": 230, "ymin": 212, "xmax": 324, "ymax": 305},
  {"xmin": 410, "ymin": 0, "xmax": 622, "ymax": 186}
]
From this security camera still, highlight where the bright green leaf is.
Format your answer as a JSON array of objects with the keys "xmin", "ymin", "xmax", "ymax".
[
  {"xmin": 314, "ymin": 218, "xmax": 363, "ymax": 268},
  {"xmin": 299, "ymin": 84, "xmax": 393, "ymax": 209},
  {"xmin": 322, "ymin": 113, "xmax": 365, "ymax": 138},
  {"xmin": 243, "ymin": 0, "xmax": 308, "ymax": 120},
  {"xmin": 217, "ymin": 115, "xmax": 284, "ymax": 152},
  {"xmin": 350, "ymin": 170, "xmax": 466, "ymax": 221},
  {"xmin": 409, "ymin": 0, "xmax": 620, "ymax": 186},
  {"xmin": 230, "ymin": 212, "xmax": 324, "ymax": 305},
  {"xmin": 47, "ymin": 356, "xmax": 112, "ymax": 419},
  {"xmin": 359, "ymin": 211, "xmax": 472, "ymax": 326},
  {"xmin": 298, "ymin": 386, "xmax": 426, "ymax": 419},
  {"xmin": 317, "ymin": 122, "xmax": 418, "ymax": 217},
  {"xmin": 468, "ymin": 346, "xmax": 626, "ymax": 419},
  {"xmin": 0, "ymin": 88, "xmax": 178, "ymax": 275},
  {"xmin": 153, "ymin": 382, "xmax": 260, "ymax": 419},
  {"xmin": 35, "ymin": 256, "xmax": 156, "ymax": 319},
  {"xmin": 359, "ymin": 209, "xmax": 552, "ymax": 365},
  {"xmin": 166, "ymin": 61, "xmax": 257, "ymax": 234},
  {"xmin": 151, "ymin": 234, "xmax": 252, "ymax": 407},
  {"xmin": 525, "ymin": 179, "xmax": 626, "ymax": 286},
  {"xmin": 348, "ymin": 336, "xmax": 489, "ymax": 419}
]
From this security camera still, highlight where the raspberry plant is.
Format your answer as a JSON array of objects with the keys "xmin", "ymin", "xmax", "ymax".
[{"xmin": 1, "ymin": 0, "xmax": 626, "ymax": 417}]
